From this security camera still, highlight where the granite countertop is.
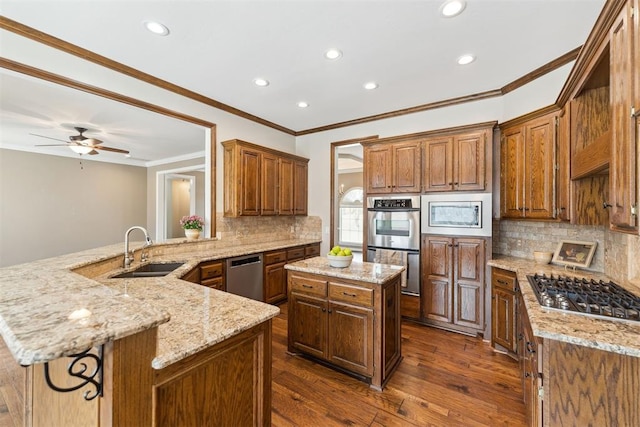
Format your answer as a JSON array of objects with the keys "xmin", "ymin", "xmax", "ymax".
[
  {"xmin": 285, "ymin": 256, "xmax": 405, "ymax": 284},
  {"xmin": 0, "ymin": 237, "xmax": 320, "ymax": 368},
  {"xmin": 488, "ymin": 255, "xmax": 640, "ymax": 358}
]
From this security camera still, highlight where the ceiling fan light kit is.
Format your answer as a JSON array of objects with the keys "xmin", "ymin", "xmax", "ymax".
[{"xmin": 33, "ymin": 126, "xmax": 129, "ymax": 156}]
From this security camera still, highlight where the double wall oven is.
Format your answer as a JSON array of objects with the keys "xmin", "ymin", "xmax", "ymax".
[{"xmin": 367, "ymin": 196, "xmax": 420, "ymax": 295}]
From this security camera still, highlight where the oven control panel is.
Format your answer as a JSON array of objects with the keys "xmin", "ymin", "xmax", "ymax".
[{"xmin": 372, "ymin": 199, "xmax": 413, "ymax": 209}]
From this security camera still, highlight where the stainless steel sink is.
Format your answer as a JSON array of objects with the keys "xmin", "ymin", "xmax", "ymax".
[{"xmin": 111, "ymin": 262, "xmax": 184, "ymax": 279}]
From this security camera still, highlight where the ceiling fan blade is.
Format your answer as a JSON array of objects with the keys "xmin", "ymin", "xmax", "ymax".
[
  {"xmin": 84, "ymin": 138, "xmax": 103, "ymax": 146},
  {"xmin": 29, "ymin": 133, "xmax": 69, "ymax": 143},
  {"xmin": 34, "ymin": 143, "xmax": 71, "ymax": 147},
  {"xmin": 93, "ymin": 145, "xmax": 130, "ymax": 154},
  {"xmin": 88, "ymin": 149, "xmax": 100, "ymax": 155}
]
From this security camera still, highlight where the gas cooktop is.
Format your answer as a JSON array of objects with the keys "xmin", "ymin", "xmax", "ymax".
[{"xmin": 526, "ymin": 273, "xmax": 640, "ymax": 323}]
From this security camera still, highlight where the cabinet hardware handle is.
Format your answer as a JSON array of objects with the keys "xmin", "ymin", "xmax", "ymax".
[
  {"xmin": 603, "ymin": 202, "xmax": 612, "ymax": 209},
  {"xmin": 302, "ymin": 284, "xmax": 313, "ymax": 289},
  {"xmin": 497, "ymin": 279, "xmax": 509, "ymax": 286},
  {"xmin": 524, "ymin": 372, "xmax": 532, "ymax": 378},
  {"xmin": 518, "ymin": 333, "xmax": 524, "ymax": 341},
  {"xmin": 514, "ymin": 287, "xmax": 519, "ymax": 292},
  {"xmin": 453, "ymin": 244, "xmax": 459, "ymax": 247},
  {"xmin": 526, "ymin": 342, "xmax": 536, "ymax": 354},
  {"xmin": 453, "ymin": 182, "xmax": 458, "ymax": 186},
  {"xmin": 328, "ymin": 309, "xmax": 332, "ymax": 314},
  {"xmin": 322, "ymin": 308, "xmax": 326, "ymax": 312},
  {"xmin": 342, "ymin": 292, "xmax": 357, "ymax": 297}
]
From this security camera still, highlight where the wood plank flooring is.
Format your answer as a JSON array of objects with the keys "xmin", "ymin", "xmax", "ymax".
[
  {"xmin": 272, "ymin": 302, "xmax": 526, "ymax": 427},
  {"xmin": 0, "ymin": 302, "xmax": 525, "ymax": 426}
]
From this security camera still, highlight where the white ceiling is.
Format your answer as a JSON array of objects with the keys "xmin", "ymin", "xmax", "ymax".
[{"xmin": 0, "ymin": 0, "xmax": 605, "ymax": 163}]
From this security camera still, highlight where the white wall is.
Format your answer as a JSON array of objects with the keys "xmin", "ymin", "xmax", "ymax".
[{"xmin": 0, "ymin": 149, "xmax": 147, "ymax": 267}]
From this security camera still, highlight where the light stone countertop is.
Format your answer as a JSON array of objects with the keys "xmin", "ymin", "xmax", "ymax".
[
  {"xmin": 0, "ymin": 237, "xmax": 320, "ymax": 368},
  {"xmin": 285, "ymin": 256, "xmax": 405, "ymax": 284},
  {"xmin": 488, "ymin": 255, "xmax": 640, "ymax": 358}
]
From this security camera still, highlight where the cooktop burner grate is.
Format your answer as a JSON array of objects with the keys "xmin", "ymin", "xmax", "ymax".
[{"xmin": 526, "ymin": 273, "xmax": 640, "ymax": 323}]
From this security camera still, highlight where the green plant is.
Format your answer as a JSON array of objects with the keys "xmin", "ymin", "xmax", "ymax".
[{"xmin": 180, "ymin": 215, "xmax": 204, "ymax": 230}]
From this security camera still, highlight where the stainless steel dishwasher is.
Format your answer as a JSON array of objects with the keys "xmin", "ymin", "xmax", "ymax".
[{"xmin": 226, "ymin": 253, "xmax": 263, "ymax": 301}]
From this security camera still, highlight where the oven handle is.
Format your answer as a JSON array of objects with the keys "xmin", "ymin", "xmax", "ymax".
[{"xmin": 367, "ymin": 208, "xmax": 420, "ymax": 212}]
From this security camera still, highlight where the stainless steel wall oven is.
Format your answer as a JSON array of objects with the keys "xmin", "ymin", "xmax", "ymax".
[{"xmin": 367, "ymin": 195, "xmax": 420, "ymax": 295}]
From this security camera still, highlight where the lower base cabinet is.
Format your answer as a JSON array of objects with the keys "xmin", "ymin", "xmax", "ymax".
[
  {"xmin": 491, "ymin": 267, "xmax": 518, "ymax": 358},
  {"xmin": 287, "ymin": 270, "xmax": 401, "ymax": 390}
]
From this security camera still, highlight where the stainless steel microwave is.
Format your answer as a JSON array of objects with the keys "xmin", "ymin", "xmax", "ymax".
[{"xmin": 421, "ymin": 193, "xmax": 492, "ymax": 237}]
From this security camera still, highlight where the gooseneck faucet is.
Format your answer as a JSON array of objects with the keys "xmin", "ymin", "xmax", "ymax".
[{"xmin": 124, "ymin": 226, "xmax": 153, "ymax": 268}]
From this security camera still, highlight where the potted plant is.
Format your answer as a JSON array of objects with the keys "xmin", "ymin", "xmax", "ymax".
[{"xmin": 180, "ymin": 215, "xmax": 204, "ymax": 240}]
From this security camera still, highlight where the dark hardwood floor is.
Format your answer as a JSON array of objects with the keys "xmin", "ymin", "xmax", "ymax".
[
  {"xmin": 272, "ymin": 302, "xmax": 526, "ymax": 426},
  {"xmin": 0, "ymin": 302, "xmax": 525, "ymax": 427}
]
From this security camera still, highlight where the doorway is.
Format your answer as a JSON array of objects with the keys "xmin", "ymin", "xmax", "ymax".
[{"xmin": 332, "ymin": 143, "xmax": 364, "ymax": 260}]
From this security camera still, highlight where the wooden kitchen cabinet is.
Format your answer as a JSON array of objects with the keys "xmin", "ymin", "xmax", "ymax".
[
  {"xmin": 609, "ymin": 0, "xmax": 638, "ymax": 231},
  {"xmin": 423, "ymin": 128, "xmax": 489, "ymax": 192},
  {"xmin": 222, "ymin": 139, "xmax": 309, "ymax": 217},
  {"xmin": 422, "ymin": 235, "xmax": 486, "ymax": 335},
  {"xmin": 518, "ymin": 290, "xmax": 543, "ymax": 427},
  {"xmin": 500, "ymin": 109, "xmax": 558, "ymax": 219},
  {"xmin": 287, "ymin": 269, "xmax": 401, "ymax": 390},
  {"xmin": 181, "ymin": 260, "xmax": 225, "ymax": 291},
  {"xmin": 263, "ymin": 243, "xmax": 320, "ymax": 304},
  {"xmin": 491, "ymin": 268, "xmax": 518, "ymax": 358},
  {"xmin": 363, "ymin": 139, "xmax": 421, "ymax": 194}
]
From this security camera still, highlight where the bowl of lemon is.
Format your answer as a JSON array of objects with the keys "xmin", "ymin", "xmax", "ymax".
[{"xmin": 326, "ymin": 246, "xmax": 353, "ymax": 268}]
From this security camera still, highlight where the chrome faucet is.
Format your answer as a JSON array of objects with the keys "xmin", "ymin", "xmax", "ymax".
[{"xmin": 124, "ymin": 226, "xmax": 153, "ymax": 268}]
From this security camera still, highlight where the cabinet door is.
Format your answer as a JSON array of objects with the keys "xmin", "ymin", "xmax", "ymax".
[
  {"xmin": 610, "ymin": 3, "xmax": 638, "ymax": 230},
  {"xmin": 364, "ymin": 145, "xmax": 392, "ymax": 193},
  {"xmin": 293, "ymin": 160, "xmax": 308, "ymax": 215},
  {"xmin": 392, "ymin": 141, "xmax": 422, "ymax": 193},
  {"xmin": 261, "ymin": 152, "xmax": 278, "ymax": 215},
  {"xmin": 279, "ymin": 157, "xmax": 294, "ymax": 215},
  {"xmin": 382, "ymin": 278, "xmax": 401, "ymax": 379},
  {"xmin": 454, "ymin": 131, "xmax": 486, "ymax": 191},
  {"xmin": 453, "ymin": 238, "xmax": 485, "ymax": 330},
  {"xmin": 556, "ymin": 104, "xmax": 571, "ymax": 221},
  {"xmin": 327, "ymin": 302, "xmax": 374, "ymax": 376},
  {"xmin": 422, "ymin": 236, "xmax": 453, "ymax": 323},
  {"xmin": 239, "ymin": 148, "xmax": 261, "ymax": 216},
  {"xmin": 492, "ymin": 287, "xmax": 516, "ymax": 353},
  {"xmin": 264, "ymin": 262, "xmax": 287, "ymax": 304},
  {"xmin": 423, "ymin": 137, "xmax": 454, "ymax": 192},
  {"xmin": 289, "ymin": 293, "xmax": 327, "ymax": 359},
  {"xmin": 524, "ymin": 115, "xmax": 556, "ymax": 219},
  {"xmin": 501, "ymin": 127, "xmax": 525, "ymax": 218}
]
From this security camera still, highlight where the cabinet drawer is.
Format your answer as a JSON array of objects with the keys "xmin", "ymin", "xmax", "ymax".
[
  {"xmin": 287, "ymin": 247, "xmax": 305, "ymax": 260},
  {"xmin": 201, "ymin": 276, "xmax": 225, "ymax": 291},
  {"xmin": 265, "ymin": 250, "xmax": 287, "ymax": 265},
  {"xmin": 305, "ymin": 244, "xmax": 320, "ymax": 257},
  {"xmin": 492, "ymin": 268, "xmax": 517, "ymax": 291},
  {"xmin": 329, "ymin": 283, "xmax": 373, "ymax": 307},
  {"xmin": 290, "ymin": 274, "xmax": 327, "ymax": 297},
  {"xmin": 201, "ymin": 261, "xmax": 224, "ymax": 279}
]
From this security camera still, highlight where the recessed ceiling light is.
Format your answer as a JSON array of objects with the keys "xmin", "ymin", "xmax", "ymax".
[
  {"xmin": 325, "ymin": 48, "xmax": 343, "ymax": 60},
  {"xmin": 440, "ymin": 0, "xmax": 466, "ymax": 18},
  {"xmin": 297, "ymin": 101, "xmax": 309, "ymax": 108},
  {"xmin": 363, "ymin": 82, "xmax": 379, "ymax": 90},
  {"xmin": 253, "ymin": 78, "xmax": 270, "ymax": 87},
  {"xmin": 143, "ymin": 20, "xmax": 170, "ymax": 36},
  {"xmin": 457, "ymin": 54, "xmax": 476, "ymax": 65}
]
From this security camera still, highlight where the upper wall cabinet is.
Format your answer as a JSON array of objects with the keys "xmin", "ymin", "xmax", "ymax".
[
  {"xmin": 363, "ymin": 140, "xmax": 422, "ymax": 194},
  {"xmin": 222, "ymin": 139, "xmax": 309, "ymax": 217},
  {"xmin": 609, "ymin": 0, "xmax": 638, "ymax": 231},
  {"xmin": 423, "ymin": 128, "xmax": 490, "ymax": 192},
  {"xmin": 500, "ymin": 109, "xmax": 559, "ymax": 220}
]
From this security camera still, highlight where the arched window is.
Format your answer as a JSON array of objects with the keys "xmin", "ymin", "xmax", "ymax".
[{"xmin": 339, "ymin": 187, "xmax": 363, "ymax": 246}]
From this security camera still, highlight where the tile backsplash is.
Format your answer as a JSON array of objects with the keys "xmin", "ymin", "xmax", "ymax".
[
  {"xmin": 493, "ymin": 220, "xmax": 605, "ymax": 272},
  {"xmin": 216, "ymin": 214, "xmax": 322, "ymax": 244},
  {"xmin": 493, "ymin": 219, "xmax": 640, "ymax": 284}
]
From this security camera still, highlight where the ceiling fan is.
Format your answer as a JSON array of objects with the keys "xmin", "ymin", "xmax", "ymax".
[{"xmin": 31, "ymin": 127, "xmax": 130, "ymax": 155}]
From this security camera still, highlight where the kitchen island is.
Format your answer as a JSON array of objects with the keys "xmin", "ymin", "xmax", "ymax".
[
  {"xmin": 285, "ymin": 257, "xmax": 404, "ymax": 390},
  {"xmin": 0, "ymin": 237, "xmax": 319, "ymax": 427},
  {"xmin": 488, "ymin": 256, "xmax": 640, "ymax": 426}
]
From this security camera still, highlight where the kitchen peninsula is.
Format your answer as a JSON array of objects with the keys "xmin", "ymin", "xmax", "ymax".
[
  {"xmin": 285, "ymin": 257, "xmax": 403, "ymax": 390},
  {"xmin": 0, "ymin": 236, "xmax": 319, "ymax": 427}
]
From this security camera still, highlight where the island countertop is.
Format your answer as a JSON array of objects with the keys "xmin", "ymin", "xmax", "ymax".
[
  {"xmin": 0, "ymin": 237, "xmax": 320, "ymax": 368},
  {"xmin": 488, "ymin": 255, "xmax": 640, "ymax": 358},
  {"xmin": 284, "ymin": 256, "xmax": 405, "ymax": 284}
]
